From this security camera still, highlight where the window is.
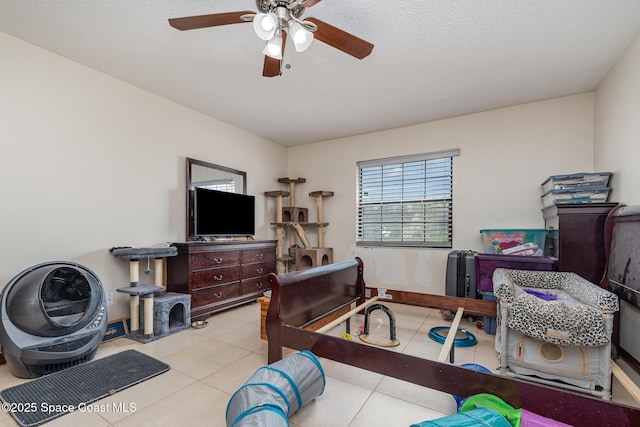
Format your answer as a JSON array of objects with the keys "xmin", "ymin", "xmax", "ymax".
[
  {"xmin": 203, "ymin": 179, "xmax": 236, "ymax": 192},
  {"xmin": 357, "ymin": 149, "xmax": 459, "ymax": 248}
]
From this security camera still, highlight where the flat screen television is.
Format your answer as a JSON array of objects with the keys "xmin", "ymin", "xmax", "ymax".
[{"xmin": 192, "ymin": 188, "xmax": 255, "ymax": 237}]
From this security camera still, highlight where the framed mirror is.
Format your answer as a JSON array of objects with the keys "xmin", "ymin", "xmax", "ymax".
[{"xmin": 186, "ymin": 157, "xmax": 247, "ymax": 240}]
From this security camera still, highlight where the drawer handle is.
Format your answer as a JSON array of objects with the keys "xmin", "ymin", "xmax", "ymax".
[
  {"xmin": 256, "ymin": 268, "xmax": 264, "ymax": 274},
  {"xmin": 214, "ymin": 257, "xmax": 223, "ymax": 264},
  {"xmin": 214, "ymin": 275, "xmax": 223, "ymax": 281},
  {"xmin": 214, "ymin": 292, "xmax": 223, "ymax": 299},
  {"xmin": 256, "ymin": 253, "xmax": 263, "ymax": 259},
  {"xmin": 256, "ymin": 282, "xmax": 263, "ymax": 289}
]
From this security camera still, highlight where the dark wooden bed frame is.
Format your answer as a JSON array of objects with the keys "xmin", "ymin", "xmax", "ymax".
[{"xmin": 266, "ymin": 257, "xmax": 640, "ymax": 426}]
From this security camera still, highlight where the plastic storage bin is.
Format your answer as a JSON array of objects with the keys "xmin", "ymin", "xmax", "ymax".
[
  {"xmin": 541, "ymin": 186, "xmax": 611, "ymax": 208},
  {"xmin": 479, "ymin": 291, "xmax": 497, "ymax": 335},
  {"xmin": 475, "ymin": 254, "xmax": 558, "ymax": 293},
  {"xmin": 479, "ymin": 229, "xmax": 548, "ymax": 256},
  {"xmin": 541, "ymin": 172, "xmax": 612, "ymax": 195}
]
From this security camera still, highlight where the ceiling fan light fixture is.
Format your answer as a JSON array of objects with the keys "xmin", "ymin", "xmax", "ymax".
[
  {"xmin": 253, "ymin": 12, "xmax": 278, "ymax": 40},
  {"xmin": 289, "ymin": 22, "xmax": 313, "ymax": 52},
  {"xmin": 263, "ymin": 33, "xmax": 283, "ymax": 59}
]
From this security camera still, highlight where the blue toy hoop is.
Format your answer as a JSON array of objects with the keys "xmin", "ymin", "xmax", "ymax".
[{"xmin": 427, "ymin": 326, "xmax": 477, "ymax": 347}]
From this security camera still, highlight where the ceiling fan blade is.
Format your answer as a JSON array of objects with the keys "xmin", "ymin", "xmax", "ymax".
[
  {"xmin": 263, "ymin": 56, "xmax": 281, "ymax": 77},
  {"xmin": 305, "ymin": 17, "xmax": 373, "ymax": 59},
  {"xmin": 262, "ymin": 32, "xmax": 287, "ymax": 77},
  {"xmin": 303, "ymin": 0, "xmax": 323, "ymax": 6},
  {"xmin": 168, "ymin": 11, "xmax": 254, "ymax": 31}
]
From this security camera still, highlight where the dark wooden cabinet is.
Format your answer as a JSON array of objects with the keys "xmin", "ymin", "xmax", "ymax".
[
  {"xmin": 542, "ymin": 203, "xmax": 617, "ymax": 285},
  {"xmin": 166, "ymin": 240, "xmax": 277, "ymax": 321}
]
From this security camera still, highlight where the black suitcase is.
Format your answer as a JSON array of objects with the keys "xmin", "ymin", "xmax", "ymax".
[{"xmin": 445, "ymin": 250, "xmax": 479, "ymax": 299}]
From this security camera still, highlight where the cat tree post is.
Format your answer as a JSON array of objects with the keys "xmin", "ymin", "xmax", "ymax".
[
  {"xmin": 154, "ymin": 258, "xmax": 164, "ymax": 286},
  {"xmin": 129, "ymin": 260, "xmax": 140, "ymax": 332},
  {"xmin": 121, "ymin": 258, "xmax": 162, "ymax": 338},
  {"xmin": 309, "ymin": 191, "xmax": 334, "ymax": 248},
  {"xmin": 279, "ymin": 177, "xmax": 306, "ymax": 207},
  {"xmin": 265, "ymin": 190, "xmax": 290, "ymax": 273},
  {"xmin": 278, "ymin": 177, "xmax": 307, "ymax": 248},
  {"xmin": 291, "ymin": 223, "xmax": 312, "ymax": 248}
]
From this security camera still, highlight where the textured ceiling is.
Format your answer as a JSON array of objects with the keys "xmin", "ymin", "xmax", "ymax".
[{"xmin": 2, "ymin": 1, "xmax": 640, "ymax": 146}]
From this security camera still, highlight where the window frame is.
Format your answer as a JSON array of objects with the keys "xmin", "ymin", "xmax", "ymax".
[{"xmin": 356, "ymin": 149, "xmax": 459, "ymax": 248}]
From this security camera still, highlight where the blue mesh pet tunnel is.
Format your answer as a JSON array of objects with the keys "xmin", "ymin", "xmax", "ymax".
[{"xmin": 226, "ymin": 350, "xmax": 326, "ymax": 427}]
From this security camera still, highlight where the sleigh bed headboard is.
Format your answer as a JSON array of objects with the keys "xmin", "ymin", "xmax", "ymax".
[{"xmin": 266, "ymin": 258, "xmax": 365, "ymax": 360}]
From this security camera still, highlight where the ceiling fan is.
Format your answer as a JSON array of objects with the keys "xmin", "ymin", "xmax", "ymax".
[{"xmin": 168, "ymin": 0, "xmax": 374, "ymax": 77}]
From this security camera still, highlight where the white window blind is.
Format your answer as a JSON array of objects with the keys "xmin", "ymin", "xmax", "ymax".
[
  {"xmin": 206, "ymin": 180, "xmax": 235, "ymax": 192},
  {"xmin": 357, "ymin": 149, "xmax": 459, "ymax": 248},
  {"xmin": 194, "ymin": 179, "xmax": 236, "ymax": 192}
]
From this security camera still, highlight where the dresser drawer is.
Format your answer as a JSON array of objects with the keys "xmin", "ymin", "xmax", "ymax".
[
  {"xmin": 191, "ymin": 266, "xmax": 241, "ymax": 289},
  {"xmin": 191, "ymin": 251, "xmax": 240, "ymax": 271},
  {"xmin": 242, "ymin": 248, "xmax": 276, "ymax": 264},
  {"xmin": 241, "ymin": 261, "xmax": 276, "ymax": 279},
  {"xmin": 191, "ymin": 282, "xmax": 240, "ymax": 308},
  {"xmin": 241, "ymin": 276, "xmax": 270, "ymax": 295}
]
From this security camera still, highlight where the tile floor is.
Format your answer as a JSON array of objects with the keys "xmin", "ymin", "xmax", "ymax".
[{"xmin": 1, "ymin": 301, "xmax": 639, "ymax": 427}]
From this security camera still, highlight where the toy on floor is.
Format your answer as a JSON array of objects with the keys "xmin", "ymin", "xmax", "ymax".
[
  {"xmin": 412, "ymin": 393, "xmax": 574, "ymax": 427},
  {"xmin": 460, "ymin": 394, "xmax": 573, "ymax": 427},
  {"xmin": 359, "ymin": 303, "xmax": 400, "ymax": 347},
  {"xmin": 451, "ymin": 364, "xmax": 492, "ymax": 411},
  {"xmin": 439, "ymin": 309, "xmax": 454, "ymax": 321},
  {"xmin": 441, "ymin": 309, "xmax": 486, "ymax": 333},
  {"xmin": 428, "ymin": 327, "xmax": 477, "ymax": 347},
  {"xmin": 410, "ymin": 407, "xmax": 511, "ymax": 427},
  {"xmin": 226, "ymin": 350, "xmax": 325, "ymax": 427}
]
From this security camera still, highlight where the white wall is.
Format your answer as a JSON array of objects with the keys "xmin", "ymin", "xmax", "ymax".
[
  {"xmin": 595, "ymin": 33, "xmax": 640, "ymax": 205},
  {"xmin": 0, "ymin": 32, "xmax": 287, "ymax": 318},
  {"xmin": 287, "ymin": 94, "xmax": 595, "ymax": 294},
  {"xmin": 594, "ymin": 31, "xmax": 640, "ymax": 362}
]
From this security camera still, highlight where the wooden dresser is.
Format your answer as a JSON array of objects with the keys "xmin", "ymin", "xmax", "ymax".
[
  {"xmin": 542, "ymin": 203, "xmax": 617, "ymax": 285},
  {"xmin": 166, "ymin": 240, "xmax": 277, "ymax": 321}
]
